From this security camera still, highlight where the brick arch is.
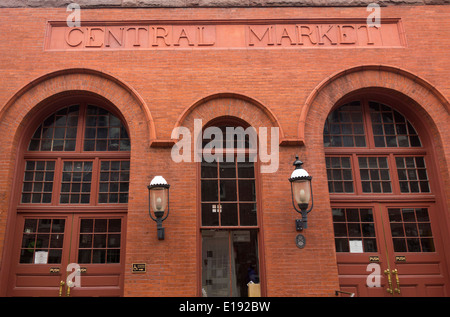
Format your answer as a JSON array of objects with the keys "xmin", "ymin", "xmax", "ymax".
[
  {"xmin": 299, "ymin": 65, "xmax": 450, "ymax": 145},
  {"xmin": 174, "ymin": 93, "xmax": 285, "ymax": 140},
  {"xmin": 0, "ymin": 68, "xmax": 156, "ymax": 143}
]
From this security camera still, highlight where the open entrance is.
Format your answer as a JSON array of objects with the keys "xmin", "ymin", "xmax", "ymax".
[{"xmin": 199, "ymin": 118, "xmax": 263, "ymax": 297}]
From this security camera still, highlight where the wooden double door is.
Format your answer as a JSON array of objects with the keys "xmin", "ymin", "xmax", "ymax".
[
  {"xmin": 334, "ymin": 203, "xmax": 449, "ymax": 297},
  {"xmin": 7, "ymin": 212, "xmax": 126, "ymax": 297}
]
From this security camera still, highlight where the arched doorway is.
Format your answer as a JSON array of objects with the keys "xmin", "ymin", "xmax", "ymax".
[
  {"xmin": 5, "ymin": 95, "xmax": 130, "ymax": 297},
  {"xmin": 324, "ymin": 93, "xmax": 450, "ymax": 296},
  {"xmin": 199, "ymin": 116, "xmax": 262, "ymax": 297}
]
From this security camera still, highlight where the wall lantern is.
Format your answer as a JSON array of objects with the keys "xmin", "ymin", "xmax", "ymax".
[
  {"xmin": 148, "ymin": 176, "xmax": 170, "ymax": 240},
  {"xmin": 289, "ymin": 156, "xmax": 313, "ymax": 232}
]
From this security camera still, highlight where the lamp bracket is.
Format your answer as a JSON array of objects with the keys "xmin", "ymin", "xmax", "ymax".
[
  {"xmin": 296, "ymin": 219, "xmax": 304, "ymax": 232},
  {"xmin": 296, "ymin": 209, "xmax": 308, "ymax": 231}
]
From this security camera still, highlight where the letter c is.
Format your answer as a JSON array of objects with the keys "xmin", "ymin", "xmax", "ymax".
[{"xmin": 65, "ymin": 27, "xmax": 83, "ymax": 47}]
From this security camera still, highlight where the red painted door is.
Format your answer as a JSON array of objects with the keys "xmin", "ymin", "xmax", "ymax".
[
  {"xmin": 381, "ymin": 204, "xmax": 447, "ymax": 296},
  {"xmin": 7, "ymin": 213, "xmax": 126, "ymax": 297},
  {"xmin": 334, "ymin": 203, "xmax": 449, "ymax": 297}
]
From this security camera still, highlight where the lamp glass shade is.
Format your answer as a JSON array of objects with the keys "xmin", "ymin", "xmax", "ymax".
[
  {"xmin": 150, "ymin": 187, "xmax": 168, "ymax": 213},
  {"xmin": 292, "ymin": 179, "xmax": 311, "ymax": 205}
]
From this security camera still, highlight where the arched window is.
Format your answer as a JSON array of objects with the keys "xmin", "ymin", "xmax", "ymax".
[
  {"xmin": 22, "ymin": 103, "xmax": 130, "ymax": 205},
  {"xmin": 324, "ymin": 100, "xmax": 429, "ymax": 196},
  {"xmin": 324, "ymin": 97, "xmax": 448, "ymax": 297},
  {"xmin": 200, "ymin": 118, "xmax": 261, "ymax": 297}
]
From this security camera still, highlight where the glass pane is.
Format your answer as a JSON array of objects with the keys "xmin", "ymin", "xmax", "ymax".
[
  {"xmin": 346, "ymin": 209, "xmax": 359, "ymax": 222},
  {"xmin": 388, "ymin": 208, "xmax": 435, "ymax": 252},
  {"xmin": 239, "ymin": 203, "xmax": 257, "ymax": 226},
  {"xmin": 77, "ymin": 218, "xmax": 122, "ymax": 264},
  {"xmin": 358, "ymin": 157, "xmax": 391, "ymax": 193},
  {"xmin": 201, "ymin": 230, "xmax": 259, "ymax": 297},
  {"xmin": 362, "ymin": 223, "xmax": 376, "ymax": 237},
  {"xmin": 83, "ymin": 105, "xmax": 130, "ymax": 151},
  {"xmin": 202, "ymin": 203, "xmax": 220, "ymax": 226},
  {"xmin": 237, "ymin": 162, "xmax": 255, "ymax": 178},
  {"xmin": 421, "ymin": 238, "xmax": 435, "ymax": 252},
  {"xmin": 332, "ymin": 208, "xmax": 377, "ymax": 253},
  {"xmin": 201, "ymin": 162, "xmax": 217, "ymax": 178},
  {"xmin": 60, "ymin": 161, "xmax": 92, "ymax": 204},
  {"xmin": 333, "ymin": 223, "xmax": 347, "ymax": 237},
  {"xmin": 395, "ymin": 157, "xmax": 430, "ymax": 193},
  {"xmin": 201, "ymin": 180, "xmax": 218, "ymax": 202},
  {"xmin": 20, "ymin": 218, "xmax": 65, "ymax": 264},
  {"xmin": 220, "ymin": 180, "xmax": 237, "ymax": 201},
  {"xmin": 335, "ymin": 238, "xmax": 350, "ymax": 252},
  {"xmin": 393, "ymin": 238, "xmax": 407, "ymax": 252},
  {"xmin": 202, "ymin": 230, "xmax": 230, "ymax": 296},
  {"xmin": 363, "ymin": 239, "xmax": 377, "ymax": 252},
  {"xmin": 325, "ymin": 156, "xmax": 354, "ymax": 193},
  {"xmin": 231, "ymin": 230, "xmax": 259, "ymax": 296},
  {"xmin": 369, "ymin": 102, "xmax": 421, "ymax": 148},
  {"xmin": 98, "ymin": 160, "xmax": 130, "ymax": 204},
  {"xmin": 22, "ymin": 161, "xmax": 55, "ymax": 204},
  {"xmin": 238, "ymin": 180, "xmax": 256, "ymax": 202},
  {"xmin": 28, "ymin": 105, "xmax": 79, "ymax": 152},
  {"xmin": 221, "ymin": 203, "xmax": 238, "ymax": 226},
  {"xmin": 323, "ymin": 101, "xmax": 366, "ymax": 148},
  {"xmin": 348, "ymin": 224, "xmax": 362, "ymax": 237},
  {"xmin": 220, "ymin": 162, "xmax": 236, "ymax": 178},
  {"xmin": 332, "ymin": 209, "xmax": 345, "ymax": 222}
]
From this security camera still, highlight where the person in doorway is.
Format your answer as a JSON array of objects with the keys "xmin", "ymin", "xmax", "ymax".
[{"xmin": 247, "ymin": 264, "xmax": 259, "ymax": 283}]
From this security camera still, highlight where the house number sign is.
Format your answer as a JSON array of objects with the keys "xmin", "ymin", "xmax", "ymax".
[{"xmin": 295, "ymin": 234, "xmax": 306, "ymax": 249}]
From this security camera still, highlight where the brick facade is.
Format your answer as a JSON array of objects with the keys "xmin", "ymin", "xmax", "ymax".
[{"xmin": 0, "ymin": 5, "xmax": 449, "ymax": 297}]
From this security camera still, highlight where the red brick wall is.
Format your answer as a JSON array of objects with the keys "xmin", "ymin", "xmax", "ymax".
[{"xmin": 0, "ymin": 6, "xmax": 449, "ymax": 296}]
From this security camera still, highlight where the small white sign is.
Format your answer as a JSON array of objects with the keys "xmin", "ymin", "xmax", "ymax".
[
  {"xmin": 349, "ymin": 240, "xmax": 364, "ymax": 253},
  {"xmin": 233, "ymin": 231, "xmax": 250, "ymax": 242},
  {"xmin": 34, "ymin": 251, "xmax": 48, "ymax": 264}
]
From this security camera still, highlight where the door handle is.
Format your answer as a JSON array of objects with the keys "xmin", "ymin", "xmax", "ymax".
[
  {"xmin": 59, "ymin": 281, "xmax": 65, "ymax": 297},
  {"xmin": 392, "ymin": 269, "xmax": 401, "ymax": 294},
  {"xmin": 384, "ymin": 269, "xmax": 393, "ymax": 294},
  {"xmin": 66, "ymin": 280, "xmax": 73, "ymax": 297}
]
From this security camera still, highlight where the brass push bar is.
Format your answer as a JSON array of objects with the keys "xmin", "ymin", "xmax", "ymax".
[
  {"xmin": 58, "ymin": 281, "xmax": 65, "ymax": 297},
  {"xmin": 392, "ymin": 269, "xmax": 401, "ymax": 294},
  {"xmin": 384, "ymin": 269, "xmax": 393, "ymax": 294}
]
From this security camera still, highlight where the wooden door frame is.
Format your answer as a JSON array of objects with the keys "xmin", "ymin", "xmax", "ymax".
[
  {"xmin": 195, "ymin": 116, "xmax": 267, "ymax": 297},
  {"xmin": 6, "ymin": 213, "xmax": 73, "ymax": 297},
  {"xmin": 6, "ymin": 212, "xmax": 127, "ymax": 297},
  {"xmin": 327, "ymin": 91, "xmax": 450, "ymax": 296},
  {"xmin": 333, "ymin": 201, "xmax": 450, "ymax": 296},
  {"xmin": 0, "ymin": 94, "xmax": 130, "ymax": 296}
]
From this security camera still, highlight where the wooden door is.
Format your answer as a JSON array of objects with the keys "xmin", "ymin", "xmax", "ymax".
[
  {"xmin": 381, "ymin": 204, "xmax": 447, "ymax": 296},
  {"xmin": 7, "ymin": 213, "xmax": 126, "ymax": 297},
  {"xmin": 334, "ymin": 203, "xmax": 449, "ymax": 297}
]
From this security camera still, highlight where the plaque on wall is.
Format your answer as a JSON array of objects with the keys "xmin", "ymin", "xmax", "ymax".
[{"xmin": 132, "ymin": 263, "xmax": 146, "ymax": 273}]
